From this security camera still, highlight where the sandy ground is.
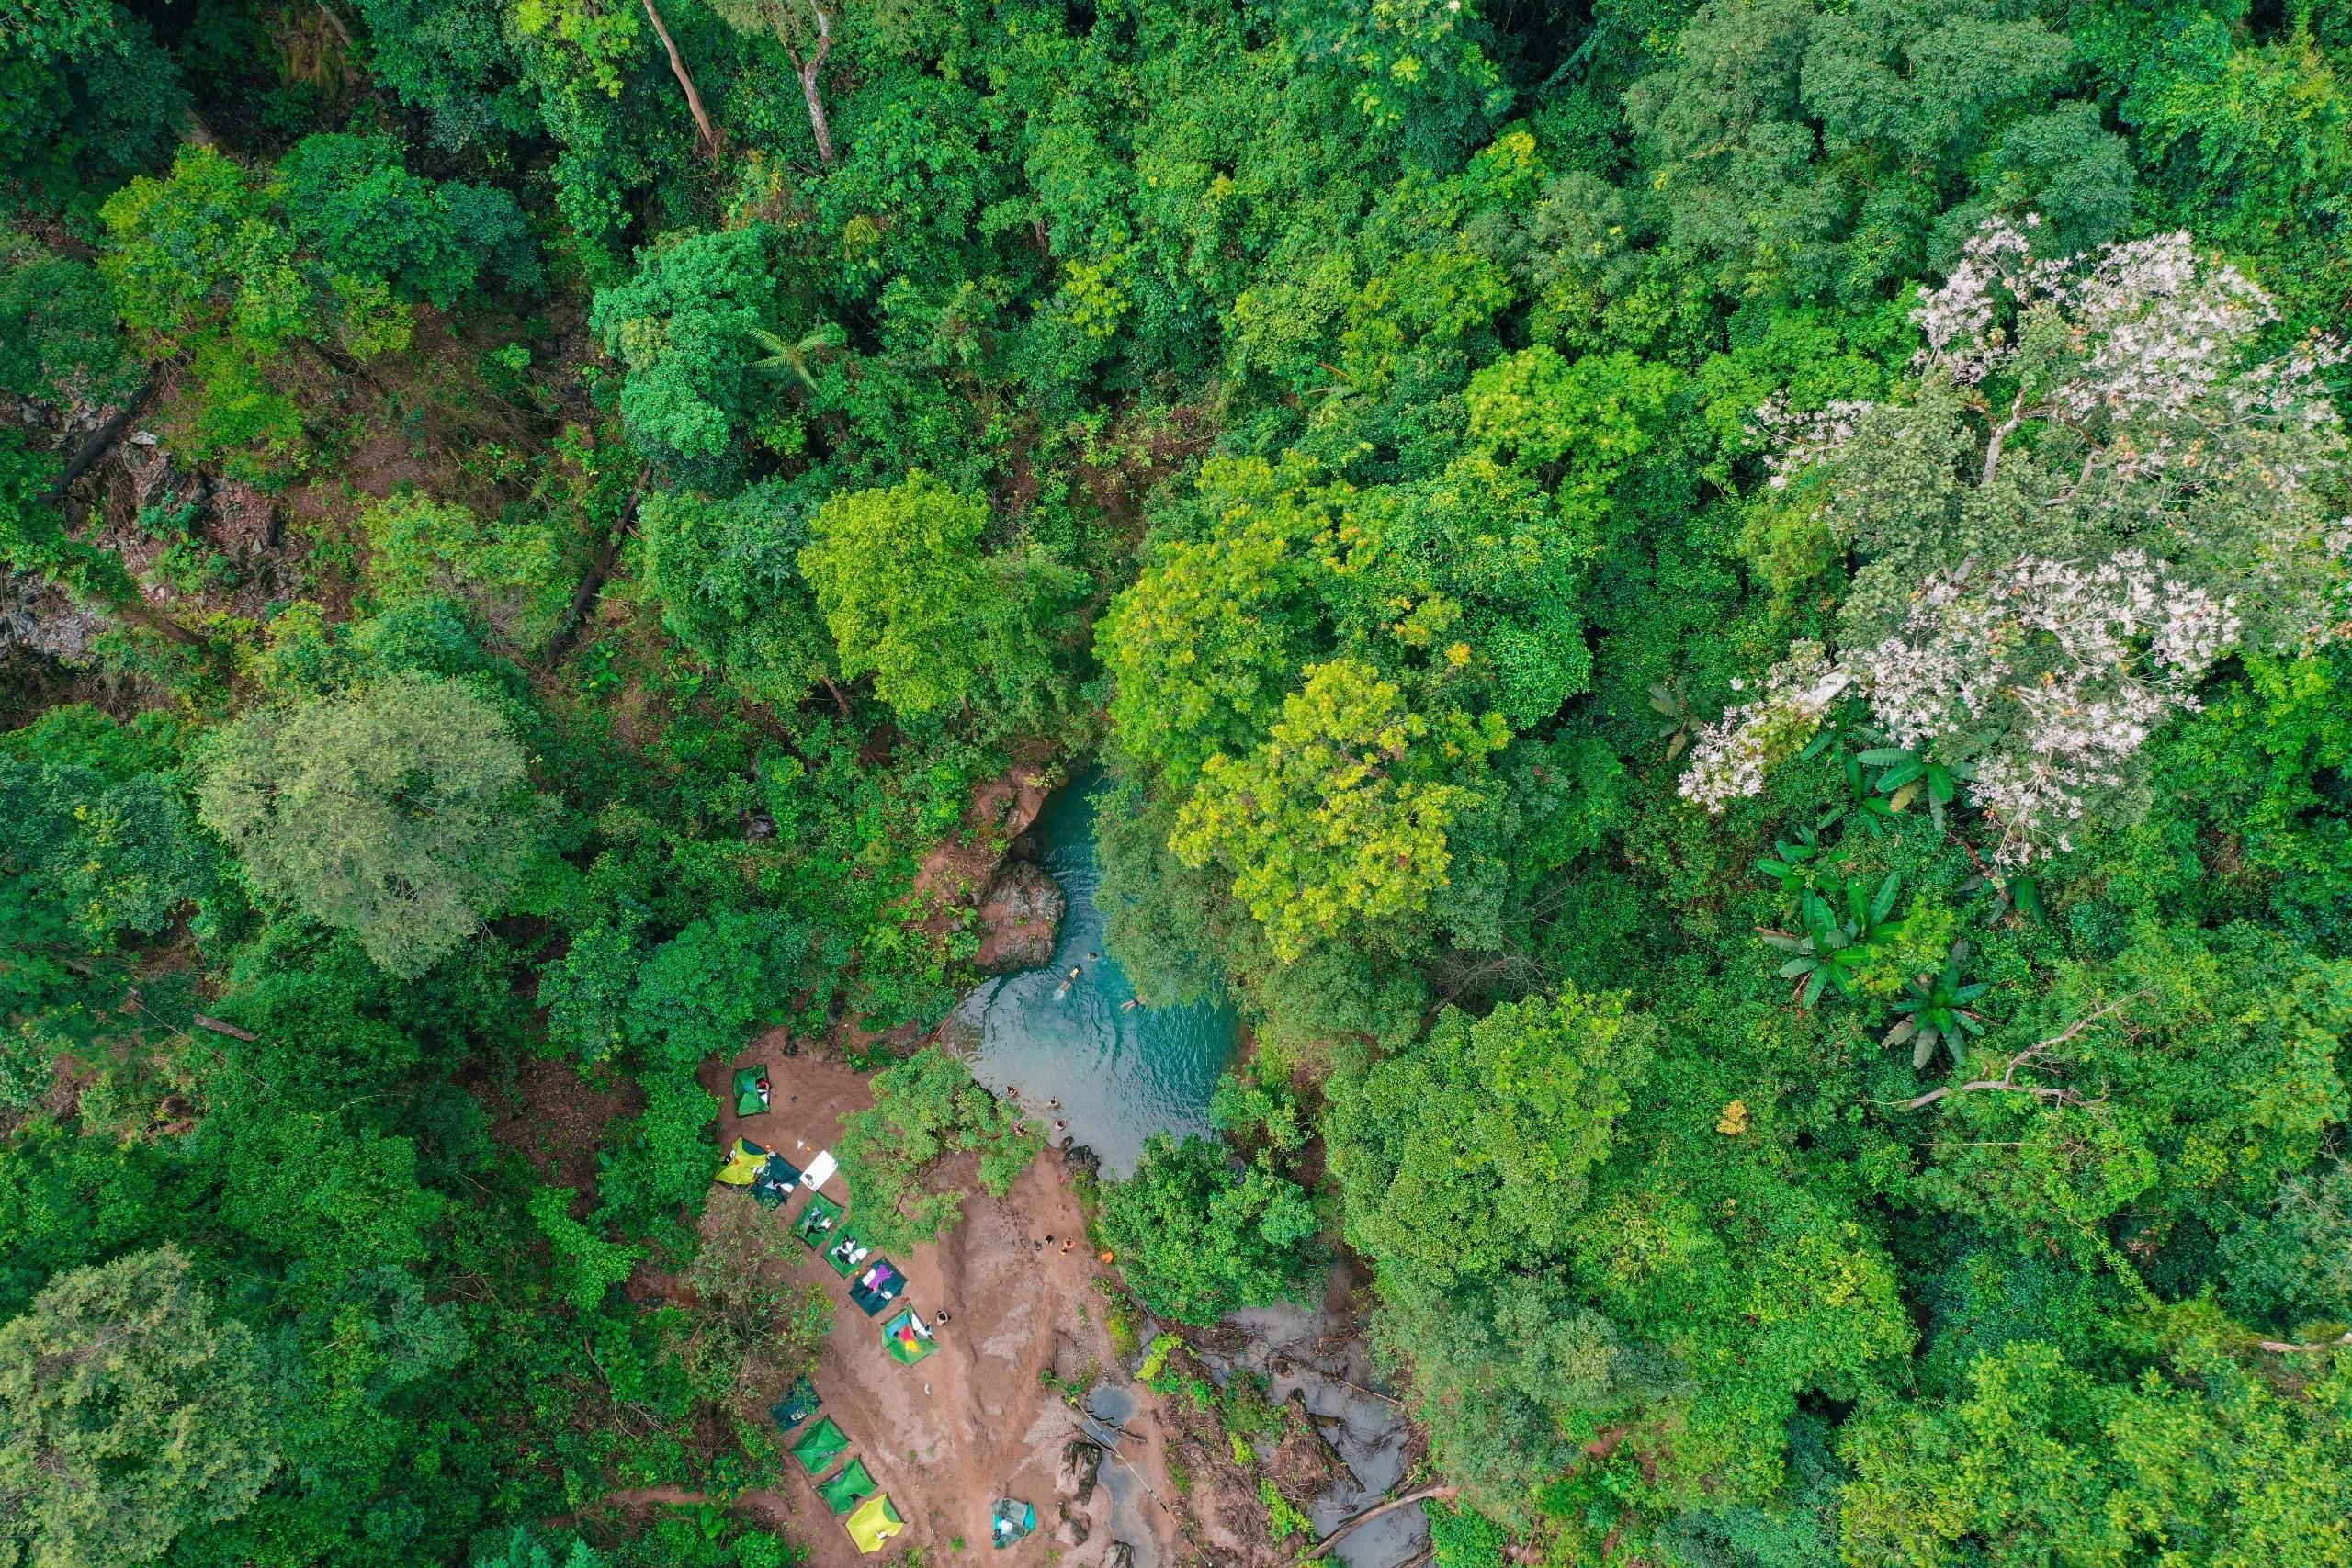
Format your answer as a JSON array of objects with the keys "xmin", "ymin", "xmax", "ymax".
[
  {"xmin": 639, "ymin": 1031, "xmax": 1421, "ymax": 1568},
  {"xmin": 692, "ymin": 1038, "xmax": 1165, "ymax": 1568}
]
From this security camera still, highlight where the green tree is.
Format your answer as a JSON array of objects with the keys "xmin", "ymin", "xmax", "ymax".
[
  {"xmin": 707, "ymin": 0, "xmax": 840, "ymax": 164},
  {"xmin": 589, "ymin": 226, "xmax": 780, "ymax": 462},
  {"xmin": 276, "ymin": 133, "xmax": 540, "ymax": 308},
  {"xmin": 1373, "ymin": 1273, "xmax": 1671, "ymax": 1514},
  {"xmin": 1840, "ymin": 1328, "xmax": 2352, "ymax": 1568},
  {"xmin": 1170, "ymin": 658, "xmax": 1509, "ymax": 962},
  {"xmin": 0, "ymin": 1247, "xmax": 277, "ymax": 1568},
  {"xmin": 0, "ymin": 431, "xmax": 171, "ymax": 635},
  {"xmin": 197, "ymin": 673, "xmax": 548, "ymax": 976},
  {"xmin": 1097, "ymin": 456, "xmax": 1342, "ymax": 792},
  {"xmin": 1325, "ymin": 985, "xmax": 1658, "ymax": 1291},
  {"xmin": 361, "ymin": 492, "xmax": 571, "ymax": 646},
  {"xmin": 1098, "ymin": 1134, "xmax": 1318, "ymax": 1324},
  {"xmin": 0, "ymin": 0, "xmax": 187, "ymax": 209},
  {"xmin": 0, "ymin": 245, "xmax": 139, "ymax": 411},
  {"xmin": 1623, "ymin": 0, "xmax": 2125, "ymax": 302},
  {"xmin": 638, "ymin": 481, "xmax": 838, "ymax": 708},
  {"xmin": 799, "ymin": 471, "xmax": 1030, "ymax": 720},
  {"xmin": 100, "ymin": 143, "xmax": 410, "ymax": 363},
  {"xmin": 837, "ymin": 1047, "xmax": 1043, "ymax": 1250},
  {"xmin": 528, "ymin": 1185, "xmax": 645, "ymax": 1313}
]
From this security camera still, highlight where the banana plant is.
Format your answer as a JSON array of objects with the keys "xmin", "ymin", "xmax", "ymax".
[
  {"xmin": 1884, "ymin": 942, "xmax": 1991, "ymax": 1068},
  {"xmin": 1649, "ymin": 677, "xmax": 1702, "ymax": 761},
  {"xmin": 1761, "ymin": 871, "xmax": 1905, "ymax": 1008},
  {"xmin": 1753, "ymin": 825, "xmax": 1834, "ymax": 912},
  {"xmin": 749, "ymin": 321, "xmax": 845, "ymax": 394},
  {"xmin": 1855, "ymin": 745, "xmax": 1976, "ymax": 831},
  {"xmin": 1821, "ymin": 748, "xmax": 1901, "ymax": 840}
]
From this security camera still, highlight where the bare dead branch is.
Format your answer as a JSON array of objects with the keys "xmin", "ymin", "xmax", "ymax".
[
  {"xmin": 1894, "ymin": 995, "xmax": 2139, "ymax": 1111},
  {"xmin": 47, "ymin": 382, "xmax": 156, "ymax": 503},
  {"xmin": 641, "ymin": 0, "xmax": 721, "ymax": 161},
  {"xmin": 1298, "ymin": 1485, "xmax": 1460, "ymax": 1562},
  {"xmin": 785, "ymin": 10, "xmax": 835, "ymax": 164}
]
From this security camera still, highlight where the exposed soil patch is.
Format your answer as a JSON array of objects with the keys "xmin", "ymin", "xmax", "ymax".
[
  {"xmin": 480, "ymin": 1056, "xmax": 645, "ymax": 1203},
  {"xmin": 690, "ymin": 1041, "xmax": 1159, "ymax": 1568},
  {"xmin": 675, "ymin": 1039, "xmax": 1379, "ymax": 1568}
]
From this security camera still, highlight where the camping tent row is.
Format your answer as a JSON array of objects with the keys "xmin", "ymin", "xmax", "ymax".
[
  {"xmin": 715, "ymin": 1136, "xmax": 924, "ymax": 1352},
  {"xmin": 714, "ymin": 1134, "xmax": 839, "ymax": 1212},
  {"xmin": 775, "ymin": 1380, "xmax": 1030, "ymax": 1555},
  {"xmin": 773, "ymin": 1380, "xmax": 906, "ymax": 1553},
  {"xmin": 716, "ymin": 1139, "xmax": 909, "ymax": 1320}
]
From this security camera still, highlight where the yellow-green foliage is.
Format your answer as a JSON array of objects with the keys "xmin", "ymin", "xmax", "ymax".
[
  {"xmin": 1171, "ymin": 657, "xmax": 1506, "ymax": 960},
  {"xmin": 360, "ymin": 492, "xmax": 571, "ymax": 645},
  {"xmin": 800, "ymin": 471, "xmax": 1006, "ymax": 720}
]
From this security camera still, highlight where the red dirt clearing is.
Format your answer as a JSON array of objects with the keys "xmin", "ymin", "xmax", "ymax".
[{"xmin": 691, "ymin": 1038, "xmax": 1161, "ymax": 1568}]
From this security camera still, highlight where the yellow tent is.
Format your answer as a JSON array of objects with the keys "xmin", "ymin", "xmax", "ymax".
[
  {"xmin": 714, "ymin": 1137, "xmax": 767, "ymax": 1186},
  {"xmin": 845, "ymin": 1492, "xmax": 905, "ymax": 1553}
]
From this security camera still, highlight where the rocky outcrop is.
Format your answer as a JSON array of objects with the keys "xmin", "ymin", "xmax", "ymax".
[
  {"xmin": 975, "ymin": 860, "xmax": 1067, "ymax": 973},
  {"xmin": 0, "ymin": 571, "xmax": 99, "ymax": 662},
  {"xmin": 1058, "ymin": 1438, "xmax": 1104, "ymax": 1504}
]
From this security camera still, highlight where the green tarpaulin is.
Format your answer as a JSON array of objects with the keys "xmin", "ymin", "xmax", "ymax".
[
  {"xmin": 819, "ymin": 1457, "xmax": 879, "ymax": 1515},
  {"xmin": 794, "ymin": 1191, "xmax": 845, "ymax": 1248},
  {"xmin": 751, "ymin": 1154, "xmax": 801, "ymax": 1210},
  {"xmin": 883, "ymin": 1306, "xmax": 938, "ymax": 1365},
  {"xmin": 825, "ymin": 1233, "xmax": 876, "ymax": 1278},
  {"xmin": 791, "ymin": 1416, "xmax": 850, "ymax": 1475},
  {"xmin": 770, "ymin": 1377, "xmax": 820, "ymax": 1432},
  {"xmin": 990, "ymin": 1498, "xmax": 1036, "ymax": 1548},
  {"xmin": 848, "ymin": 1258, "xmax": 905, "ymax": 1317},
  {"xmin": 732, "ymin": 1066, "xmax": 771, "ymax": 1116}
]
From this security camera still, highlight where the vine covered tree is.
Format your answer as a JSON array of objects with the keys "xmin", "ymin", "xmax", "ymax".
[
  {"xmin": 0, "ymin": 1248, "xmax": 277, "ymax": 1568},
  {"xmin": 197, "ymin": 673, "xmax": 547, "ymax": 975}
]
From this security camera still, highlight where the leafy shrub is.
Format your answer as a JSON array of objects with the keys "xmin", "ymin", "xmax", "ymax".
[
  {"xmin": 277, "ymin": 132, "xmax": 541, "ymax": 307},
  {"xmin": 529, "ymin": 1184, "xmax": 645, "ymax": 1312},
  {"xmin": 837, "ymin": 1047, "xmax": 1043, "ymax": 1251},
  {"xmin": 197, "ymin": 672, "xmax": 550, "ymax": 976},
  {"xmin": 1097, "ymin": 1134, "xmax": 1317, "ymax": 1325}
]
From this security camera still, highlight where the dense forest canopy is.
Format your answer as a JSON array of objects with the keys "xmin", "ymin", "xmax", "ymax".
[{"xmin": 3, "ymin": 0, "xmax": 2351, "ymax": 1563}]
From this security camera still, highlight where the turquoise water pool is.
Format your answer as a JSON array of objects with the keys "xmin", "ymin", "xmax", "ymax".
[{"xmin": 953, "ymin": 766, "xmax": 1238, "ymax": 1177}]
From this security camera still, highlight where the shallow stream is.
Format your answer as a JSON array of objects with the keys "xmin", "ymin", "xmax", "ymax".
[{"xmin": 952, "ymin": 766, "xmax": 1238, "ymax": 1176}]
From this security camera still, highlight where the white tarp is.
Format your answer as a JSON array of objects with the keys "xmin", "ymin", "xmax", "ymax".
[{"xmin": 802, "ymin": 1149, "xmax": 839, "ymax": 1191}]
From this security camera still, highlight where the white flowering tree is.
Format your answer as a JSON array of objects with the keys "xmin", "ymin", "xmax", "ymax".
[{"xmin": 1684, "ymin": 217, "xmax": 2351, "ymax": 862}]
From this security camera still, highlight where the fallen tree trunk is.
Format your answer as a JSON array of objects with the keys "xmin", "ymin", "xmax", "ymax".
[
  {"xmin": 46, "ymin": 382, "xmax": 156, "ymax": 504},
  {"xmin": 1299, "ymin": 1483, "xmax": 1458, "ymax": 1562},
  {"xmin": 545, "ymin": 468, "xmax": 650, "ymax": 664}
]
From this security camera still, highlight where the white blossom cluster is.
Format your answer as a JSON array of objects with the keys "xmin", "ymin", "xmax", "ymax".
[
  {"xmin": 1761, "ymin": 214, "xmax": 2349, "ymax": 504},
  {"xmin": 1756, "ymin": 393, "xmax": 1877, "ymax": 490},
  {"xmin": 1676, "ymin": 642, "xmax": 1849, "ymax": 813},
  {"xmin": 1680, "ymin": 551, "xmax": 2241, "ymax": 860},
  {"xmin": 1908, "ymin": 213, "xmax": 2069, "ymax": 386},
  {"xmin": 1692, "ymin": 216, "xmax": 2352, "ymax": 862}
]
